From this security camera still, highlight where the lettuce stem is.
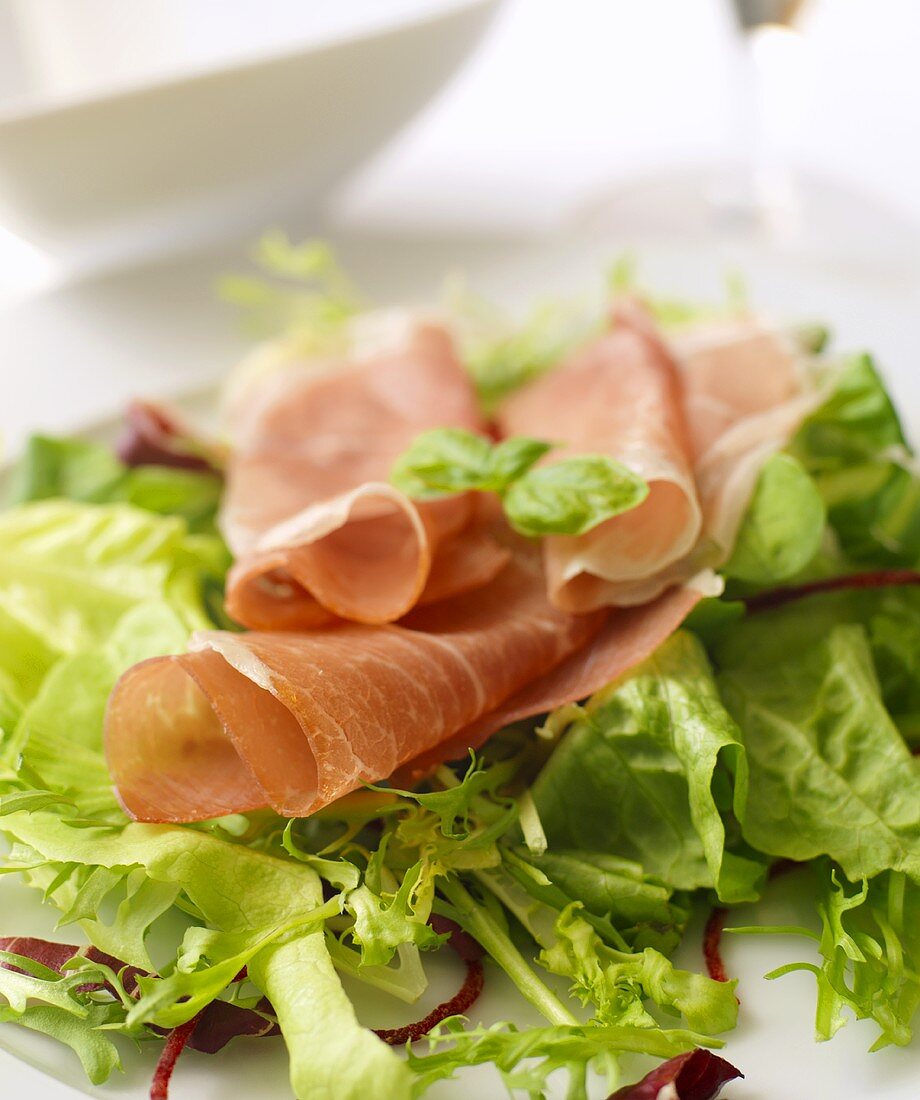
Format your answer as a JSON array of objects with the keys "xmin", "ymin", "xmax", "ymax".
[{"xmin": 437, "ymin": 876, "xmax": 578, "ymax": 1026}]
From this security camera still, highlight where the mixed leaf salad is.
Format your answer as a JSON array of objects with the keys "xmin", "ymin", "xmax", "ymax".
[{"xmin": 0, "ymin": 237, "xmax": 919, "ymax": 1100}]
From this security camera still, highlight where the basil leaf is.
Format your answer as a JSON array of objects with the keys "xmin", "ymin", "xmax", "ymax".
[
  {"xmin": 503, "ymin": 455, "xmax": 648, "ymax": 538},
  {"xmin": 391, "ymin": 428, "xmax": 551, "ymax": 499},
  {"xmin": 488, "ymin": 436, "xmax": 553, "ymax": 485}
]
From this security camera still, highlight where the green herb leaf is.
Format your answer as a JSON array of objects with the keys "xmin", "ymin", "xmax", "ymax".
[
  {"xmin": 391, "ymin": 428, "xmax": 551, "ymax": 498},
  {"xmin": 503, "ymin": 455, "xmax": 649, "ymax": 538}
]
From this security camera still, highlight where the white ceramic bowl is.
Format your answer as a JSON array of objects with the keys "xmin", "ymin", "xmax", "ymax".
[{"xmin": 0, "ymin": 0, "xmax": 498, "ymax": 265}]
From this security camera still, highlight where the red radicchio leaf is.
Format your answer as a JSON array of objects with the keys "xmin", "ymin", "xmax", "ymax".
[
  {"xmin": 607, "ymin": 1049, "xmax": 743, "ymax": 1100},
  {"xmin": 373, "ymin": 915, "xmax": 486, "ymax": 1046},
  {"xmin": 703, "ymin": 908, "xmax": 730, "ymax": 985},
  {"xmin": 187, "ymin": 996, "xmax": 279, "ymax": 1054},
  {"xmin": 116, "ymin": 400, "xmax": 224, "ymax": 475},
  {"xmin": 150, "ymin": 1015, "xmax": 200, "ymax": 1100},
  {"xmin": 744, "ymin": 568, "xmax": 920, "ymax": 613}
]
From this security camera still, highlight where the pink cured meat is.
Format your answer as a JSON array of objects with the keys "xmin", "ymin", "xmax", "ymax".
[
  {"xmin": 105, "ymin": 544, "xmax": 607, "ymax": 821},
  {"xmin": 220, "ymin": 320, "xmax": 508, "ymax": 628},
  {"xmin": 499, "ymin": 301, "xmax": 815, "ymax": 611}
]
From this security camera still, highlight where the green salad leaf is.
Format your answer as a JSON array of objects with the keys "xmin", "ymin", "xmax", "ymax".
[
  {"xmin": 791, "ymin": 355, "xmax": 920, "ymax": 566},
  {"xmin": 5, "ymin": 436, "xmax": 125, "ymax": 505},
  {"xmin": 532, "ymin": 632, "xmax": 764, "ymax": 903},
  {"xmin": 447, "ymin": 282, "xmax": 600, "ymax": 414},
  {"xmin": 0, "ymin": 500, "xmax": 224, "ymax": 660},
  {"xmin": 1, "ymin": 809, "xmax": 412, "ymax": 1097},
  {"xmin": 407, "ymin": 1016, "xmax": 715, "ymax": 1100},
  {"xmin": 724, "ymin": 453, "xmax": 826, "ymax": 584},
  {"xmin": 507, "ymin": 848, "xmax": 689, "ymax": 952},
  {"xmin": 746, "ymin": 865, "xmax": 920, "ymax": 1049},
  {"xmin": 7, "ymin": 434, "xmax": 224, "ymax": 535},
  {"xmin": 539, "ymin": 904, "xmax": 738, "ymax": 1034},
  {"xmin": 217, "ymin": 231, "xmax": 360, "ymax": 348},
  {"xmin": 716, "ymin": 618, "xmax": 920, "ymax": 882}
]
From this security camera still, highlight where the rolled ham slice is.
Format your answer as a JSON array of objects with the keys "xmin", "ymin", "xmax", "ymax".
[
  {"xmin": 393, "ymin": 581, "xmax": 703, "ymax": 786},
  {"xmin": 220, "ymin": 320, "xmax": 508, "ymax": 629},
  {"xmin": 105, "ymin": 544, "xmax": 606, "ymax": 821},
  {"xmin": 667, "ymin": 315, "xmax": 821, "ymax": 556},
  {"xmin": 500, "ymin": 302, "xmax": 816, "ymax": 611},
  {"xmin": 499, "ymin": 310, "xmax": 701, "ymax": 611}
]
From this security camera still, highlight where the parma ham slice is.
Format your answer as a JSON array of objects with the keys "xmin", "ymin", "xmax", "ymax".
[
  {"xmin": 499, "ymin": 302, "xmax": 815, "ymax": 612},
  {"xmin": 106, "ymin": 543, "xmax": 605, "ymax": 821},
  {"xmin": 105, "ymin": 540, "xmax": 703, "ymax": 823},
  {"xmin": 220, "ymin": 320, "xmax": 508, "ymax": 629},
  {"xmin": 499, "ymin": 310, "xmax": 701, "ymax": 610},
  {"xmin": 393, "ymin": 582, "xmax": 703, "ymax": 785},
  {"xmin": 667, "ymin": 315, "xmax": 820, "ymax": 556}
]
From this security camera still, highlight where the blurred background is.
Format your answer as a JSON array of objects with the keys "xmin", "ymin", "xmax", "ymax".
[{"xmin": 1, "ymin": 0, "xmax": 918, "ymax": 446}]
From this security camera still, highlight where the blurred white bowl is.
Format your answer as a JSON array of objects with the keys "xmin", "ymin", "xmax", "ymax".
[{"xmin": 0, "ymin": 0, "xmax": 498, "ymax": 266}]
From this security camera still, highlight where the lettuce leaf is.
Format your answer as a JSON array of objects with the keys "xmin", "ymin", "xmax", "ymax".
[
  {"xmin": 723, "ymin": 453, "xmax": 826, "ymax": 585},
  {"xmin": 407, "ymin": 1016, "xmax": 715, "ymax": 1100},
  {"xmin": 4, "ymin": 602, "xmax": 191, "ymax": 817},
  {"xmin": 716, "ymin": 620, "xmax": 920, "ymax": 882},
  {"xmin": 447, "ymin": 283, "xmax": 600, "ymax": 414},
  {"xmin": 531, "ymin": 632, "xmax": 765, "ymax": 903},
  {"xmin": 791, "ymin": 354, "xmax": 906, "ymax": 470},
  {"xmin": 538, "ymin": 905, "xmax": 738, "ymax": 1035},
  {"xmin": 5, "ymin": 435, "xmax": 124, "ymax": 505},
  {"xmin": 0, "ymin": 500, "xmax": 223, "ymax": 661},
  {"xmin": 0, "ymin": 500, "xmax": 228, "ymax": 817},
  {"xmin": 790, "ymin": 355, "xmax": 920, "ymax": 566},
  {"xmin": 217, "ymin": 232, "xmax": 359, "ymax": 348},
  {"xmin": 0, "ymin": 810, "xmax": 412, "ymax": 1098},
  {"xmin": 506, "ymin": 848, "xmax": 689, "ymax": 953},
  {"xmin": 749, "ymin": 865, "xmax": 920, "ymax": 1049},
  {"xmin": 6, "ymin": 434, "xmax": 224, "ymax": 535}
]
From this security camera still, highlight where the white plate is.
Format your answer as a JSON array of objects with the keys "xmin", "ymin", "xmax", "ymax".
[
  {"xmin": 0, "ymin": 0, "xmax": 498, "ymax": 268},
  {"xmin": 2, "ymin": 208, "xmax": 920, "ymax": 1098}
]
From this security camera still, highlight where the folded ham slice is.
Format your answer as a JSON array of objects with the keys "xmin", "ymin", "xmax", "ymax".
[
  {"xmin": 499, "ymin": 301, "xmax": 815, "ymax": 611},
  {"xmin": 220, "ymin": 320, "xmax": 508, "ymax": 629},
  {"xmin": 499, "ymin": 308, "xmax": 701, "ymax": 610},
  {"xmin": 106, "ymin": 534, "xmax": 704, "ymax": 822},
  {"xmin": 666, "ymin": 314, "xmax": 820, "ymax": 558},
  {"xmin": 106, "ymin": 542, "xmax": 605, "ymax": 821},
  {"xmin": 392, "ymin": 582, "xmax": 703, "ymax": 786}
]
